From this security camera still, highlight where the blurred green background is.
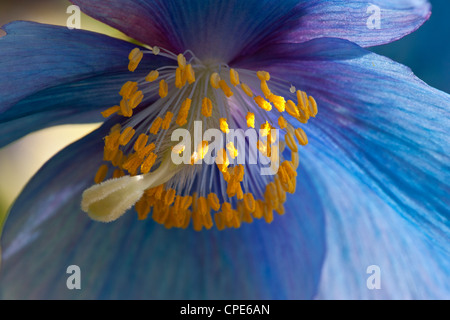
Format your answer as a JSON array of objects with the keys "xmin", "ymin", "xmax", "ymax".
[{"xmin": 0, "ymin": 0, "xmax": 449, "ymax": 227}]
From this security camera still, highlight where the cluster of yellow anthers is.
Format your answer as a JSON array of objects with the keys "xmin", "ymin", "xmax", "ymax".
[
  {"xmin": 92, "ymin": 47, "xmax": 317, "ymax": 230},
  {"xmin": 133, "ymin": 156, "xmax": 298, "ymax": 231}
]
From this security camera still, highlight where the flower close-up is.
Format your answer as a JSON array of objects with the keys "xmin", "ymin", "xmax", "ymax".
[{"xmin": 0, "ymin": 0, "xmax": 449, "ymax": 300}]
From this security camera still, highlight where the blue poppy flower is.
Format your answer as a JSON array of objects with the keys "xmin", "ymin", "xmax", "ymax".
[{"xmin": 1, "ymin": 0, "xmax": 449, "ymax": 299}]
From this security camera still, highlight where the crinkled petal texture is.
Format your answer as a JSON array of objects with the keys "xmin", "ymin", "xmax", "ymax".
[
  {"xmin": 235, "ymin": 38, "xmax": 450, "ymax": 298},
  {"xmin": 0, "ymin": 121, "xmax": 325, "ymax": 299},
  {"xmin": 274, "ymin": 0, "xmax": 431, "ymax": 48},
  {"xmin": 0, "ymin": 22, "xmax": 172, "ymax": 147},
  {"xmin": 70, "ymin": 0, "xmax": 430, "ymax": 62}
]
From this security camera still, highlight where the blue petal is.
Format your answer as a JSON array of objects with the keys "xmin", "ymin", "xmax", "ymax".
[
  {"xmin": 0, "ymin": 125, "xmax": 325, "ymax": 299},
  {"xmin": 0, "ymin": 21, "xmax": 172, "ymax": 147},
  {"xmin": 298, "ymin": 142, "xmax": 450, "ymax": 299},
  {"xmin": 70, "ymin": 0, "xmax": 301, "ymax": 62},
  {"xmin": 71, "ymin": 0, "xmax": 430, "ymax": 63},
  {"xmin": 275, "ymin": 0, "xmax": 431, "ymax": 48},
  {"xmin": 235, "ymin": 38, "xmax": 450, "ymax": 298}
]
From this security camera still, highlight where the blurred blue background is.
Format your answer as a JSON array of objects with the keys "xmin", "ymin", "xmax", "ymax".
[{"xmin": 371, "ymin": 0, "xmax": 450, "ymax": 94}]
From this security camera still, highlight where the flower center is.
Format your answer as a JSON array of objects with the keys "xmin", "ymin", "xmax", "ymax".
[{"xmin": 81, "ymin": 46, "xmax": 318, "ymax": 231}]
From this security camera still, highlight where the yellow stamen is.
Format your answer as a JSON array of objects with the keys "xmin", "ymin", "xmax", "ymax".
[
  {"xmin": 199, "ymin": 141, "xmax": 209, "ymax": 159},
  {"xmin": 175, "ymin": 67, "xmax": 187, "ymax": 88},
  {"xmin": 207, "ymin": 193, "xmax": 221, "ymax": 211},
  {"xmin": 201, "ymin": 97, "xmax": 213, "ymax": 117},
  {"xmin": 285, "ymin": 131, "xmax": 298, "ymax": 152},
  {"xmin": 192, "ymin": 141, "xmax": 209, "ymax": 164},
  {"xmin": 122, "ymin": 153, "xmax": 143, "ymax": 176},
  {"xmin": 253, "ymin": 200, "xmax": 264, "ymax": 219},
  {"xmin": 278, "ymin": 116, "xmax": 287, "ymax": 129},
  {"xmin": 140, "ymin": 152, "xmax": 157, "ymax": 174},
  {"xmin": 294, "ymin": 128, "xmax": 308, "ymax": 146},
  {"xmin": 286, "ymin": 100, "xmax": 300, "ymax": 118},
  {"xmin": 120, "ymin": 99, "xmax": 133, "ymax": 118},
  {"xmin": 236, "ymin": 184, "xmax": 244, "ymax": 200},
  {"xmin": 234, "ymin": 164, "xmax": 245, "ymax": 182},
  {"xmin": 94, "ymin": 165, "xmax": 108, "ymax": 184},
  {"xmin": 240, "ymin": 82, "xmax": 253, "ymax": 97},
  {"xmin": 282, "ymin": 161, "xmax": 297, "ymax": 178},
  {"xmin": 220, "ymin": 118, "xmax": 230, "ymax": 134},
  {"xmin": 222, "ymin": 202, "xmax": 233, "ymax": 220},
  {"xmin": 308, "ymin": 96, "xmax": 318, "ymax": 117},
  {"xmin": 186, "ymin": 64, "xmax": 196, "ymax": 84},
  {"xmin": 113, "ymin": 169, "xmax": 125, "ymax": 179},
  {"xmin": 111, "ymin": 150, "xmax": 123, "ymax": 168},
  {"xmin": 210, "ymin": 72, "xmax": 221, "ymax": 89},
  {"xmin": 291, "ymin": 152, "xmax": 299, "ymax": 169},
  {"xmin": 230, "ymin": 68, "xmax": 240, "ymax": 86},
  {"xmin": 133, "ymin": 134, "xmax": 148, "ymax": 152},
  {"xmin": 219, "ymin": 80, "xmax": 234, "ymax": 98},
  {"xmin": 110, "ymin": 123, "xmax": 121, "ymax": 133},
  {"xmin": 226, "ymin": 142, "xmax": 239, "ymax": 159},
  {"xmin": 197, "ymin": 197, "xmax": 207, "ymax": 216},
  {"xmin": 254, "ymin": 96, "xmax": 272, "ymax": 111},
  {"xmin": 119, "ymin": 81, "xmax": 138, "ymax": 99},
  {"xmin": 119, "ymin": 127, "xmax": 135, "ymax": 146},
  {"xmin": 145, "ymin": 70, "xmax": 159, "ymax": 82},
  {"xmin": 216, "ymin": 148, "xmax": 229, "ymax": 172},
  {"xmin": 129, "ymin": 90, "xmax": 144, "ymax": 109},
  {"xmin": 301, "ymin": 91, "xmax": 309, "ymax": 115},
  {"xmin": 176, "ymin": 98, "xmax": 192, "ymax": 127},
  {"xmin": 257, "ymin": 71, "xmax": 270, "ymax": 81},
  {"xmin": 244, "ymin": 193, "xmax": 256, "ymax": 213},
  {"xmin": 159, "ymin": 79, "xmax": 168, "ymax": 98},
  {"xmin": 105, "ymin": 130, "xmax": 121, "ymax": 151},
  {"xmin": 177, "ymin": 53, "xmax": 187, "ymax": 70},
  {"xmin": 296, "ymin": 90, "xmax": 304, "ymax": 110},
  {"xmin": 135, "ymin": 196, "xmax": 150, "ymax": 220},
  {"xmin": 268, "ymin": 94, "xmax": 286, "ymax": 112},
  {"xmin": 101, "ymin": 106, "xmax": 120, "ymax": 118},
  {"xmin": 161, "ymin": 112, "xmax": 174, "ymax": 130},
  {"xmin": 260, "ymin": 121, "xmax": 271, "ymax": 137},
  {"xmin": 263, "ymin": 206, "xmax": 274, "ymax": 224},
  {"xmin": 203, "ymin": 211, "xmax": 214, "ymax": 230},
  {"xmin": 128, "ymin": 48, "xmax": 143, "ymax": 72},
  {"xmin": 149, "ymin": 117, "xmax": 163, "ymax": 135},
  {"xmin": 260, "ymin": 80, "xmax": 272, "ymax": 99},
  {"xmin": 182, "ymin": 196, "xmax": 193, "ymax": 211},
  {"xmin": 257, "ymin": 140, "xmax": 268, "ymax": 156},
  {"xmin": 137, "ymin": 143, "xmax": 156, "ymax": 159},
  {"xmin": 103, "ymin": 146, "xmax": 118, "ymax": 161},
  {"xmin": 239, "ymin": 201, "xmax": 253, "ymax": 223},
  {"xmin": 246, "ymin": 112, "xmax": 255, "ymax": 128},
  {"xmin": 214, "ymin": 212, "xmax": 226, "ymax": 231}
]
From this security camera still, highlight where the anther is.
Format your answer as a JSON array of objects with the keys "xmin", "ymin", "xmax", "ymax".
[
  {"xmin": 230, "ymin": 69, "xmax": 240, "ymax": 86},
  {"xmin": 101, "ymin": 106, "xmax": 120, "ymax": 118},
  {"xmin": 95, "ymin": 165, "xmax": 108, "ymax": 184},
  {"xmin": 159, "ymin": 79, "xmax": 168, "ymax": 98},
  {"xmin": 145, "ymin": 70, "xmax": 159, "ymax": 82},
  {"xmin": 119, "ymin": 127, "xmax": 135, "ymax": 146},
  {"xmin": 210, "ymin": 72, "xmax": 221, "ymax": 89},
  {"xmin": 128, "ymin": 48, "xmax": 143, "ymax": 72},
  {"xmin": 240, "ymin": 83, "xmax": 253, "ymax": 97},
  {"xmin": 254, "ymin": 96, "xmax": 272, "ymax": 111},
  {"xmin": 219, "ymin": 80, "xmax": 234, "ymax": 98},
  {"xmin": 201, "ymin": 97, "xmax": 213, "ymax": 117},
  {"xmin": 246, "ymin": 112, "xmax": 255, "ymax": 128},
  {"xmin": 220, "ymin": 118, "xmax": 230, "ymax": 134}
]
